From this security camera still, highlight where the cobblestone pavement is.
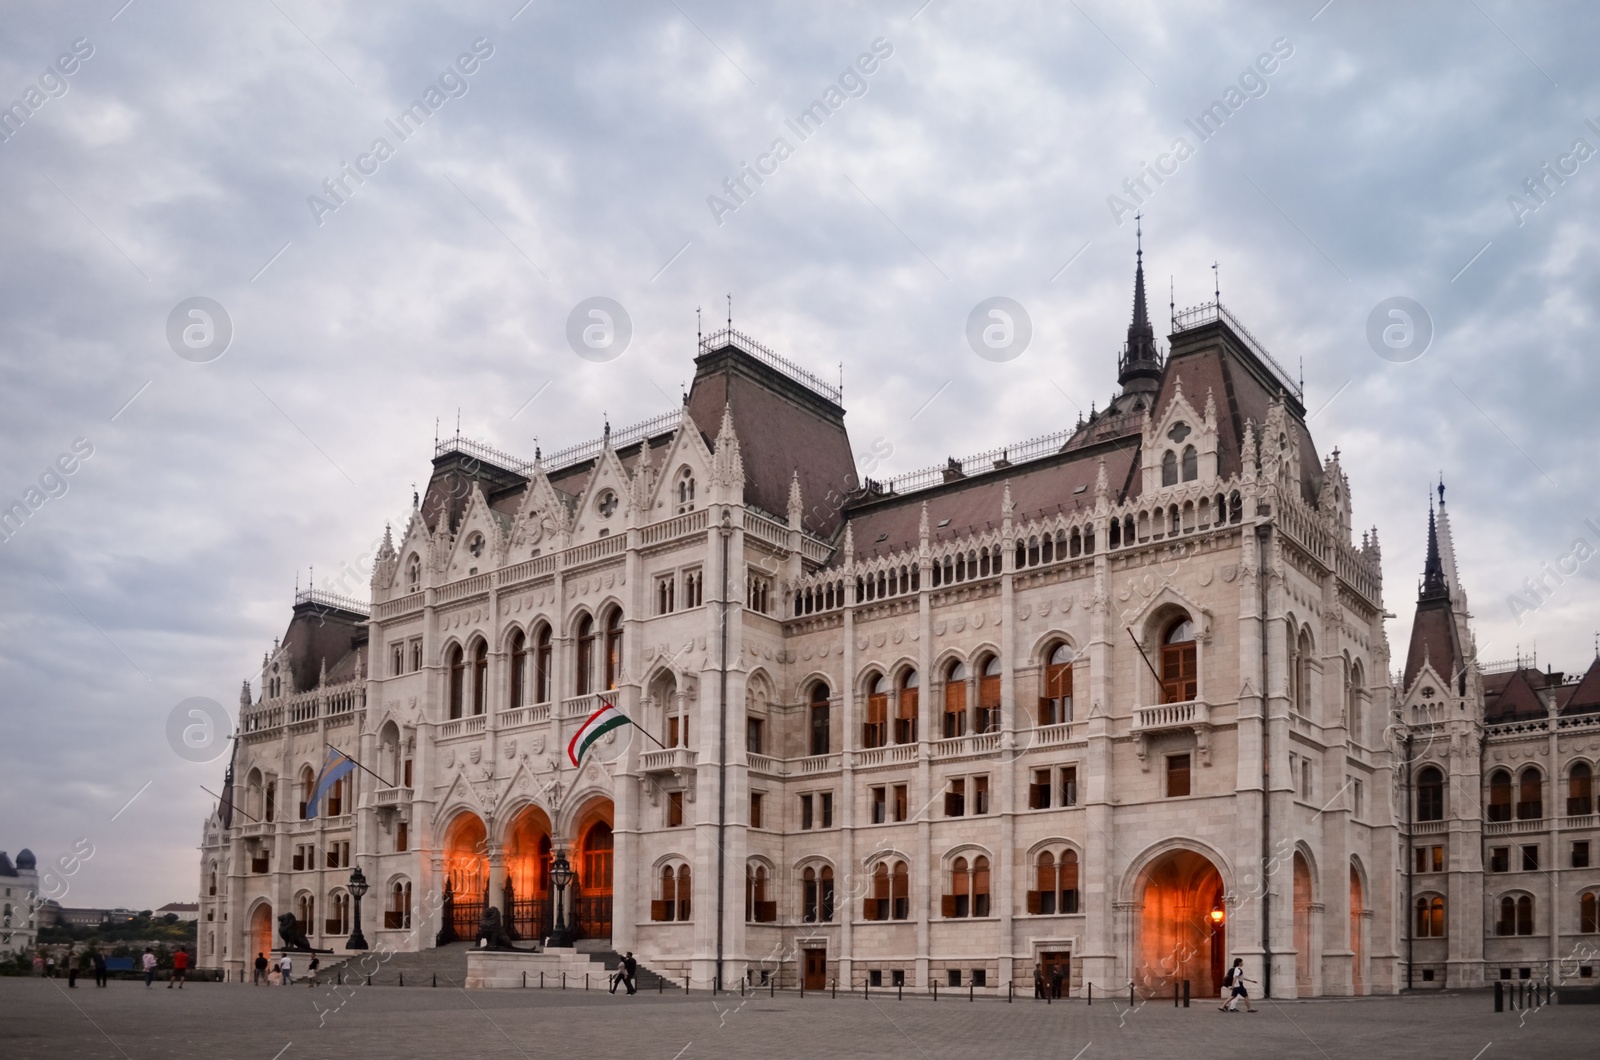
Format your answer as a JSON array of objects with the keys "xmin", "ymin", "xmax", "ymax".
[{"xmin": 1, "ymin": 978, "xmax": 1592, "ymax": 1060}]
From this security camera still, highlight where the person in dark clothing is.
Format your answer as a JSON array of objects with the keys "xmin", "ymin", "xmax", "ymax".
[
  {"xmin": 307, "ymin": 955, "xmax": 320, "ymax": 986},
  {"xmin": 622, "ymin": 952, "xmax": 638, "ymax": 995},
  {"xmin": 93, "ymin": 950, "xmax": 107, "ymax": 988},
  {"xmin": 254, "ymin": 953, "xmax": 269, "ymax": 985},
  {"xmin": 1033, "ymin": 963, "xmax": 1045, "ymax": 999},
  {"xmin": 1050, "ymin": 964, "xmax": 1064, "ymax": 999},
  {"xmin": 67, "ymin": 950, "xmax": 80, "ymax": 988}
]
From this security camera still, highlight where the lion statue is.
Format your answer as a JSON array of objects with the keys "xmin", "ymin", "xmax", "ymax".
[
  {"xmin": 476, "ymin": 906, "xmax": 522, "ymax": 951},
  {"xmin": 277, "ymin": 913, "xmax": 313, "ymax": 952}
]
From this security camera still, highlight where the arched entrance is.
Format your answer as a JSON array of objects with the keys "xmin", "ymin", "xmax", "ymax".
[
  {"xmin": 572, "ymin": 799, "xmax": 614, "ymax": 940},
  {"xmin": 249, "ymin": 902, "xmax": 274, "ymax": 962},
  {"xmin": 442, "ymin": 811, "xmax": 488, "ymax": 942},
  {"xmin": 1134, "ymin": 848, "xmax": 1227, "ymax": 998},
  {"xmin": 1349, "ymin": 864, "xmax": 1365, "ymax": 995},
  {"xmin": 504, "ymin": 805, "xmax": 552, "ymax": 940},
  {"xmin": 1293, "ymin": 852, "xmax": 1314, "ymax": 996}
]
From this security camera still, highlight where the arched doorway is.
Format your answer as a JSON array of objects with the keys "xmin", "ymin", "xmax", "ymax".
[
  {"xmin": 1349, "ymin": 864, "xmax": 1365, "ymax": 995},
  {"xmin": 443, "ymin": 811, "xmax": 488, "ymax": 942},
  {"xmin": 1294, "ymin": 852, "xmax": 1314, "ymax": 996},
  {"xmin": 1134, "ymin": 848, "xmax": 1227, "ymax": 998},
  {"xmin": 249, "ymin": 902, "xmax": 274, "ymax": 963},
  {"xmin": 572, "ymin": 799, "xmax": 615, "ymax": 940},
  {"xmin": 504, "ymin": 805, "xmax": 552, "ymax": 940}
]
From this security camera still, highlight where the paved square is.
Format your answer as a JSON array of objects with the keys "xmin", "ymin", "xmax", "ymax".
[{"xmin": 2, "ymin": 978, "xmax": 1594, "ymax": 1060}]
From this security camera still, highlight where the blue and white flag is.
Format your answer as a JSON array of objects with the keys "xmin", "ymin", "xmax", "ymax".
[{"xmin": 306, "ymin": 747, "xmax": 357, "ymax": 819}]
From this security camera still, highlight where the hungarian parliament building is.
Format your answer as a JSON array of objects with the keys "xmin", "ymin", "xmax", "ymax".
[{"xmin": 197, "ymin": 253, "xmax": 1600, "ymax": 996}]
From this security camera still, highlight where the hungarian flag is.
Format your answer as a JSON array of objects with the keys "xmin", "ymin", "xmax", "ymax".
[
  {"xmin": 568, "ymin": 700, "xmax": 632, "ymax": 767},
  {"xmin": 306, "ymin": 747, "xmax": 357, "ymax": 819}
]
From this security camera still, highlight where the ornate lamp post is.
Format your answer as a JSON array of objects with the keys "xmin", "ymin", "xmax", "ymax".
[
  {"xmin": 549, "ymin": 848, "xmax": 574, "ymax": 947},
  {"xmin": 347, "ymin": 866, "xmax": 370, "ymax": 951}
]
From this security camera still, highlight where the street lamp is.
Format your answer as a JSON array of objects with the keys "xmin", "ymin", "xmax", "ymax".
[
  {"xmin": 346, "ymin": 866, "xmax": 370, "ymax": 951},
  {"xmin": 549, "ymin": 848, "xmax": 574, "ymax": 947}
]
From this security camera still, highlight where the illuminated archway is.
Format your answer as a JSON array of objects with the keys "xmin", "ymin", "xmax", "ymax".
[
  {"xmin": 504, "ymin": 805, "xmax": 552, "ymax": 939},
  {"xmin": 248, "ymin": 902, "xmax": 274, "ymax": 964},
  {"xmin": 443, "ymin": 811, "xmax": 489, "ymax": 941},
  {"xmin": 1134, "ymin": 847, "xmax": 1227, "ymax": 997},
  {"xmin": 1294, "ymin": 852, "xmax": 1314, "ymax": 996},
  {"xmin": 572, "ymin": 798, "xmax": 615, "ymax": 939},
  {"xmin": 1349, "ymin": 863, "xmax": 1366, "ymax": 995}
]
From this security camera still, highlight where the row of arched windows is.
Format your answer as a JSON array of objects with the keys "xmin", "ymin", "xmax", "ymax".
[
  {"xmin": 1415, "ymin": 892, "xmax": 1600, "ymax": 937},
  {"xmin": 1418, "ymin": 763, "xmax": 1596, "ymax": 823},
  {"xmin": 444, "ymin": 609, "xmax": 624, "ymax": 719}
]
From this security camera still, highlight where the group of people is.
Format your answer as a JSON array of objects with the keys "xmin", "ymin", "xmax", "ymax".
[
  {"xmin": 1027, "ymin": 957, "xmax": 1258, "ymax": 1011},
  {"xmin": 252, "ymin": 952, "xmax": 320, "ymax": 986},
  {"xmin": 34, "ymin": 947, "xmax": 191, "ymax": 988}
]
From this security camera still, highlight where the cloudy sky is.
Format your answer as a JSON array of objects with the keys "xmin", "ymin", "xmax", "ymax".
[{"xmin": 1, "ymin": 0, "xmax": 1595, "ymax": 908}]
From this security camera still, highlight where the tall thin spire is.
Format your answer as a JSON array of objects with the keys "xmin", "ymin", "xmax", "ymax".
[
  {"xmin": 1117, "ymin": 216, "xmax": 1161, "ymax": 395},
  {"xmin": 1421, "ymin": 493, "xmax": 1447, "ymax": 601}
]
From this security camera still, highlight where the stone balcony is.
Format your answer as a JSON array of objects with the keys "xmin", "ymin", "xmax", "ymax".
[
  {"xmin": 639, "ymin": 747, "xmax": 697, "ymax": 774},
  {"xmin": 1132, "ymin": 698, "xmax": 1211, "ymax": 733}
]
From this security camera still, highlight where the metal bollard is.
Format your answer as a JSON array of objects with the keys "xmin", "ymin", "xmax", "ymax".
[
  {"xmin": 864, "ymin": 978, "xmax": 869, "ymax": 1000},
  {"xmin": 1494, "ymin": 980, "xmax": 1503, "ymax": 1012},
  {"xmin": 770, "ymin": 975, "xmax": 774, "ymax": 997},
  {"xmin": 801, "ymin": 977, "xmax": 805, "ymax": 999},
  {"xmin": 933, "ymin": 981, "xmax": 938, "ymax": 1002},
  {"xmin": 522, "ymin": 971, "xmax": 526, "ymax": 988},
  {"xmin": 1088, "ymin": 981, "xmax": 1092, "ymax": 1005},
  {"xmin": 367, "ymin": 974, "xmax": 372, "ymax": 986},
  {"xmin": 1183, "ymin": 979, "xmax": 1190, "ymax": 1008},
  {"xmin": 586, "ymin": 973, "xmax": 590, "ymax": 991},
  {"xmin": 659, "ymin": 974, "xmax": 663, "ymax": 994},
  {"xmin": 685, "ymin": 975, "xmax": 690, "ymax": 994},
  {"xmin": 832, "ymin": 978, "xmax": 837, "ymax": 1000},
  {"xmin": 434, "ymin": 973, "xmax": 438, "ymax": 987},
  {"xmin": 1130, "ymin": 984, "xmax": 1135, "ymax": 1008},
  {"xmin": 898, "ymin": 980, "xmax": 903, "ymax": 1001},
  {"xmin": 399, "ymin": 973, "xmax": 404, "ymax": 987},
  {"xmin": 970, "ymin": 981, "xmax": 974, "ymax": 1003},
  {"xmin": 1009, "ymin": 981, "xmax": 1013, "ymax": 1003},
  {"xmin": 562, "ymin": 973, "xmax": 566, "ymax": 990},
  {"xmin": 540, "ymin": 972, "xmax": 544, "ymax": 989},
  {"xmin": 1175, "ymin": 983, "xmax": 1179, "ymax": 1007}
]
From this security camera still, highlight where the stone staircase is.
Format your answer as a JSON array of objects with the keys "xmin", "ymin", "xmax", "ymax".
[
  {"xmin": 307, "ymin": 940, "xmax": 665, "ymax": 990},
  {"xmin": 583, "ymin": 947, "xmax": 670, "ymax": 993}
]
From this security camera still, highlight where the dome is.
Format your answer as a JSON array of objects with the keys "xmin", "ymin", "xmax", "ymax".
[{"xmin": 15, "ymin": 848, "xmax": 36, "ymax": 870}]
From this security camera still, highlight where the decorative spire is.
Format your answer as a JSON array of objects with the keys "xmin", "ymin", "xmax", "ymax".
[
  {"xmin": 787, "ymin": 471, "xmax": 803, "ymax": 528},
  {"xmin": 1118, "ymin": 223, "xmax": 1162, "ymax": 396},
  {"xmin": 843, "ymin": 520, "xmax": 855, "ymax": 565},
  {"xmin": 1420, "ymin": 498, "xmax": 1448, "ymax": 602}
]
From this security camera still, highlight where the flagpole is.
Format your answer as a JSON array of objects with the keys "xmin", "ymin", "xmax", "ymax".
[
  {"xmin": 200, "ymin": 785, "xmax": 259, "ymax": 823},
  {"xmin": 601, "ymin": 692, "xmax": 668, "ymax": 750},
  {"xmin": 324, "ymin": 742, "xmax": 393, "ymax": 787}
]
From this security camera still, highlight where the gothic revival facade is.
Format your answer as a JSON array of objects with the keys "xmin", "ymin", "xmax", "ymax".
[
  {"xmin": 201, "ymin": 252, "xmax": 1418, "ymax": 996},
  {"xmin": 1394, "ymin": 491, "xmax": 1600, "ymax": 988}
]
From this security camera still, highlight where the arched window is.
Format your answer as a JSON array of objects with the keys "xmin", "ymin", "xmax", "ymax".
[
  {"xmin": 1517, "ymin": 768, "xmax": 1543, "ymax": 820},
  {"xmin": 802, "ymin": 865, "xmax": 836, "ymax": 923},
  {"xmin": 745, "ymin": 864, "xmax": 774, "ymax": 922},
  {"xmin": 943, "ymin": 661, "xmax": 968, "ymax": 739},
  {"xmin": 1161, "ymin": 449, "xmax": 1178, "ymax": 487},
  {"xmin": 575, "ymin": 614, "xmax": 595, "ymax": 695},
  {"xmin": 1487, "ymin": 770, "xmax": 1512, "ymax": 822},
  {"xmin": 866, "ymin": 860, "xmax": 910, "ymax": 921},
  {"xmin": 1181, "ymin": 444, "xmax": 1198, "ymax": 481},
  {"xmin": 944, "ymin": 855, "xmax": 991, "ymax": 918},
  {"xmin": 604, "ymin": 609, "xmax": 624, "ymax": 691},
  {"xmin": 809, "ymin": 682, "xmax": 831, "ymax": 756},
  {"xmin": 1291, "ymin": 628, "xmax": 1313, "ymax": 715},
  {"xmin": 1415, "ymin": 895, "xmax": 1445, "ymax": 938},
  {"xmin": 977, "ymin": 656, "xmax": 1002, "ymax": 734},
  {"xmin": 868, "ymin": 863, "xmax": 890, "ymax": 921},
  {"xmin": 406, "ymin": 555, "xmax": 421, "ymax": 593},
  {"xmin": 1161, "ymin": 618, "xmax": 1197, "ymax": 703},
  {"xmin": 1348, "ymin": 660, "xmax": 1365, "ymax": 744},
  {"xmin": 471, "ymin": 640, "xmax": 488, "ymax": 716},
  {"xmin": 676, "ymin": 467, "xmax": 696, "ymax": 514},
  {"xmin": 509, "ymin": 629, "xmax": 527, "ymax": 708},
  {"xmin": 534, "ymin": 625, "xmax": 552, "ymax": 703},
  {"xmin": 1497, "ymin": 895, "xmax": 1534, "ymax": 936},
  {"xmin": 325, "ymin": 891, "xmax": 351, "ymax": 936},
  {"xmin": 864, "ymin": 674, "xmax": 889, "ymax": 749},
  {"xmin": 1568, "ymin": 762, "xmax": 1593, "ymax": 817},
  {"xmin": 448, "ymin": 644, "xmax": 466, "ymax": 719},
  {"xmin": 1028, "ymin": 850, "xmax": 1081, "ymax": 914},
  {"xmin": 295, "ymin": 892, "xmax": 316, "ymax": 938},
  {"xmin": 653, "ymin": 864, "xmax": 692, "ymax": 922},
  {"xmin": 1416, "ymin": 766, "xmax": 1444, "ymax": 822},
  {"xmin": 298, "ymin": 765, "xmax": 315, "ymax": 820},
  {"xmin": 1040, "ymin": 643, "xmax": 1074, "ymax": 725},
  {"xmin": 895, "ymin": 670, "xmax": 919, "ymax": 744},
  {"xmin": 387, "ymin": 880, "xmax": 412, "ymax": 930},
  {"xmin": 1582, "ymin": 892, "xmax": 1598, "ymax": 934},
  {"xmin": 892, "ymin": 860, "xmax": 909, "ymax": 920}
]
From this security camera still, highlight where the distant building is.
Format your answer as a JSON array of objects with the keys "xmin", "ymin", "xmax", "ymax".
[
  {"xmin": 157, "ymin": 902, "xmax": 200, "ymax": 922},
  {"xmin": 0, "ymin": 849, "xmax": 40, "ymax": 955},
  {"xmin": 57, "ymin": 907, "xmax": 138, "ymax": 928}
]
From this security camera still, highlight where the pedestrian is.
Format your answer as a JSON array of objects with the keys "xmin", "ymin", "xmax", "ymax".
[
  {"xmin": 279, "ymin": 952, "xmax": 293, "ymax": 987},
  {"xmin": 1221, "ymin": 958, "xmax": 1257, "ymax": 1012},
  {"xmin": 254, "ymin": 952, "xmax": 269, "ymax": 985},
  {"xmin": 307, "ymin": 955, "xmax": 320, "ymax": 986},
  {"xmin": 1051, "ymin": 963, "xmax": 1064, "ymax": 1000},
  {"xmin": 67, "ymin": 948, "xmax": 80, "ymax": 988},
  {"xmin": 1033, "ymin": 962, "xmax": 1045, "ymax": 999},
  {"xmin": 609, "ymin": 962, "xmax": 624, "ymax": 994},
  {"xmin": 622, "ymin": 951, "xmax": 638, "ymax": 995},
  {"xmin": 169, "ymin": 948, "xmax": 188, "ymax": 989},
  {"xmin": 93, "ymin": 950, "xmax": 108, "ymax": 988},
  {"xmin": 32, "ymin": 953, "xmax": 43, "ymax": 977},
  {"xmin": 142, "ymin": 948, "xmax": 157, "ymax": 988},
  {"xmin": 46, "ymin": 955, "xmax": 56, "ymax": 978}
]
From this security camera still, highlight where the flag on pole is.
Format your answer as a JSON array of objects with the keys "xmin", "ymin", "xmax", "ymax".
[
  {"xmin": 306, "ymin": 747, "xmax": 357, "ymax": 819},
  {"xmin": 568, "ymin": 700, "xmax": 633, "ymax": 767}
]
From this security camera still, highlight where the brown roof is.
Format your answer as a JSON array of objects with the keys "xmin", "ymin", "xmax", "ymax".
[
  {"xmin": 1484, "ymin": 667, "xmax": 1551, "ymax": 723},
  {"xmin": 1403, "ymin": 601, "xmax": 1461, "ymax": 693},
  {"xmin": 1562, "ymin": 657, "xmax": 1600, "ymax": 716},
  {"xmin": 280, "ymin": 601, "xmax": 367, "ymax": 693},
  {"xmin": 687, "ymin": 343, "xmax": 856, "ymax": 535}
]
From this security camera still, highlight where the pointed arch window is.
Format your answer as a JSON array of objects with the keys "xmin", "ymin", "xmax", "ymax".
[
  {"xmin": 534, "ymin": 626, "xmax": 552, "ymax": 703},
  {"xmin": 895, "ymin": 669, "xmax": 919, "ymax": 744},
  {"xmin": 1416, "ymin": 895, "xmax": 1446, "ymax": 937},
  {"xmin": 509, "ymin": 629, "xmax": 528, "ymax": 708},
  {"xmin": 471, "ymin": 640, "xmax": 488, "ymax": 716},
  {"xmin": 1487, "ymin": 770, "xmax": 1512, "ymax": 822},
  {"xmin": 943, "ymin": 661, "xmax": 968, "ymax": 739},
  {"xmin": 1517, "ymin": 768, "xmax": 1544, "ymax": 820},
  {"xmin": 575, "ymin": 615, "xmax": 595, "ymax": 695},
  {"xmin": 864, "ymin": 674, "xmax": 889, "ymax": 749},
  {"xmin": 448, "ymin": 644, "xmax": 465, "ymax": 719},
  {"xmin": 977, "ymin": 656, "xmax": 1002, "ymax": 734},
  {"xmin": 1416, "ymin": 766, "xmax": 1444, "ymax": 822},
  {"xmin": 1570, "ymin": 762, "xmax": 1594, "ymax": 817},
  {"xmin": 1181, "ymin": 444, "xmax": 1198, "ymax": 481},
  {"xmin": 1161, "ymin": 449, "xmax": 1178, "ymax": 487},
  {"xmin": 802, "ymin": 865, "xmax": 835, "ymax": 923},
  {"xmin": 406, "ymin": 555, "xmax": 421, "ymax": 593},
  {"xmin": 1160, "ymin": 618, "xmax": 1197, "ymax": 703},
  {"xmin": 745, "ymin": 864, "xmax": 775, "ymax": 922},
  {"xmin": 604, "ymin": 609, "xmax": 624, "ymax": 691},
  {"xmin": 810, "ymin": 682, "xmax": 831, "ymax": 755},
  {"xmin": 1040, "ymin": 643, "xmax": 1074, "ymax": 725},
  {"xmin": 676, "ymin": 467, "xmax": 697, "ymax": 514},
  {"xmin": 1581, "ymin": 891, "xmax": 1598, "ymax": 934}
]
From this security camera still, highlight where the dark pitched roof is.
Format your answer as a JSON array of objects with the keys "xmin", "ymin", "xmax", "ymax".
[
  {"xmin": 1562, "ymin": 656, "xmax": 1600, "ymax": 716},
  {"xmin": 686, "ymin": 342, "xmax": 855, "ymax": 536},
  {"xmin": 280, "ymin": 600, "xmax": 367, "ymax": 694},
  {"xmin": 1484, "ymin": 667, "xmax": 1552, "ymax": 723},
  {"xmin": 1403, "ymin": 506, "xmax": 1462, "ymax": 692}
]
